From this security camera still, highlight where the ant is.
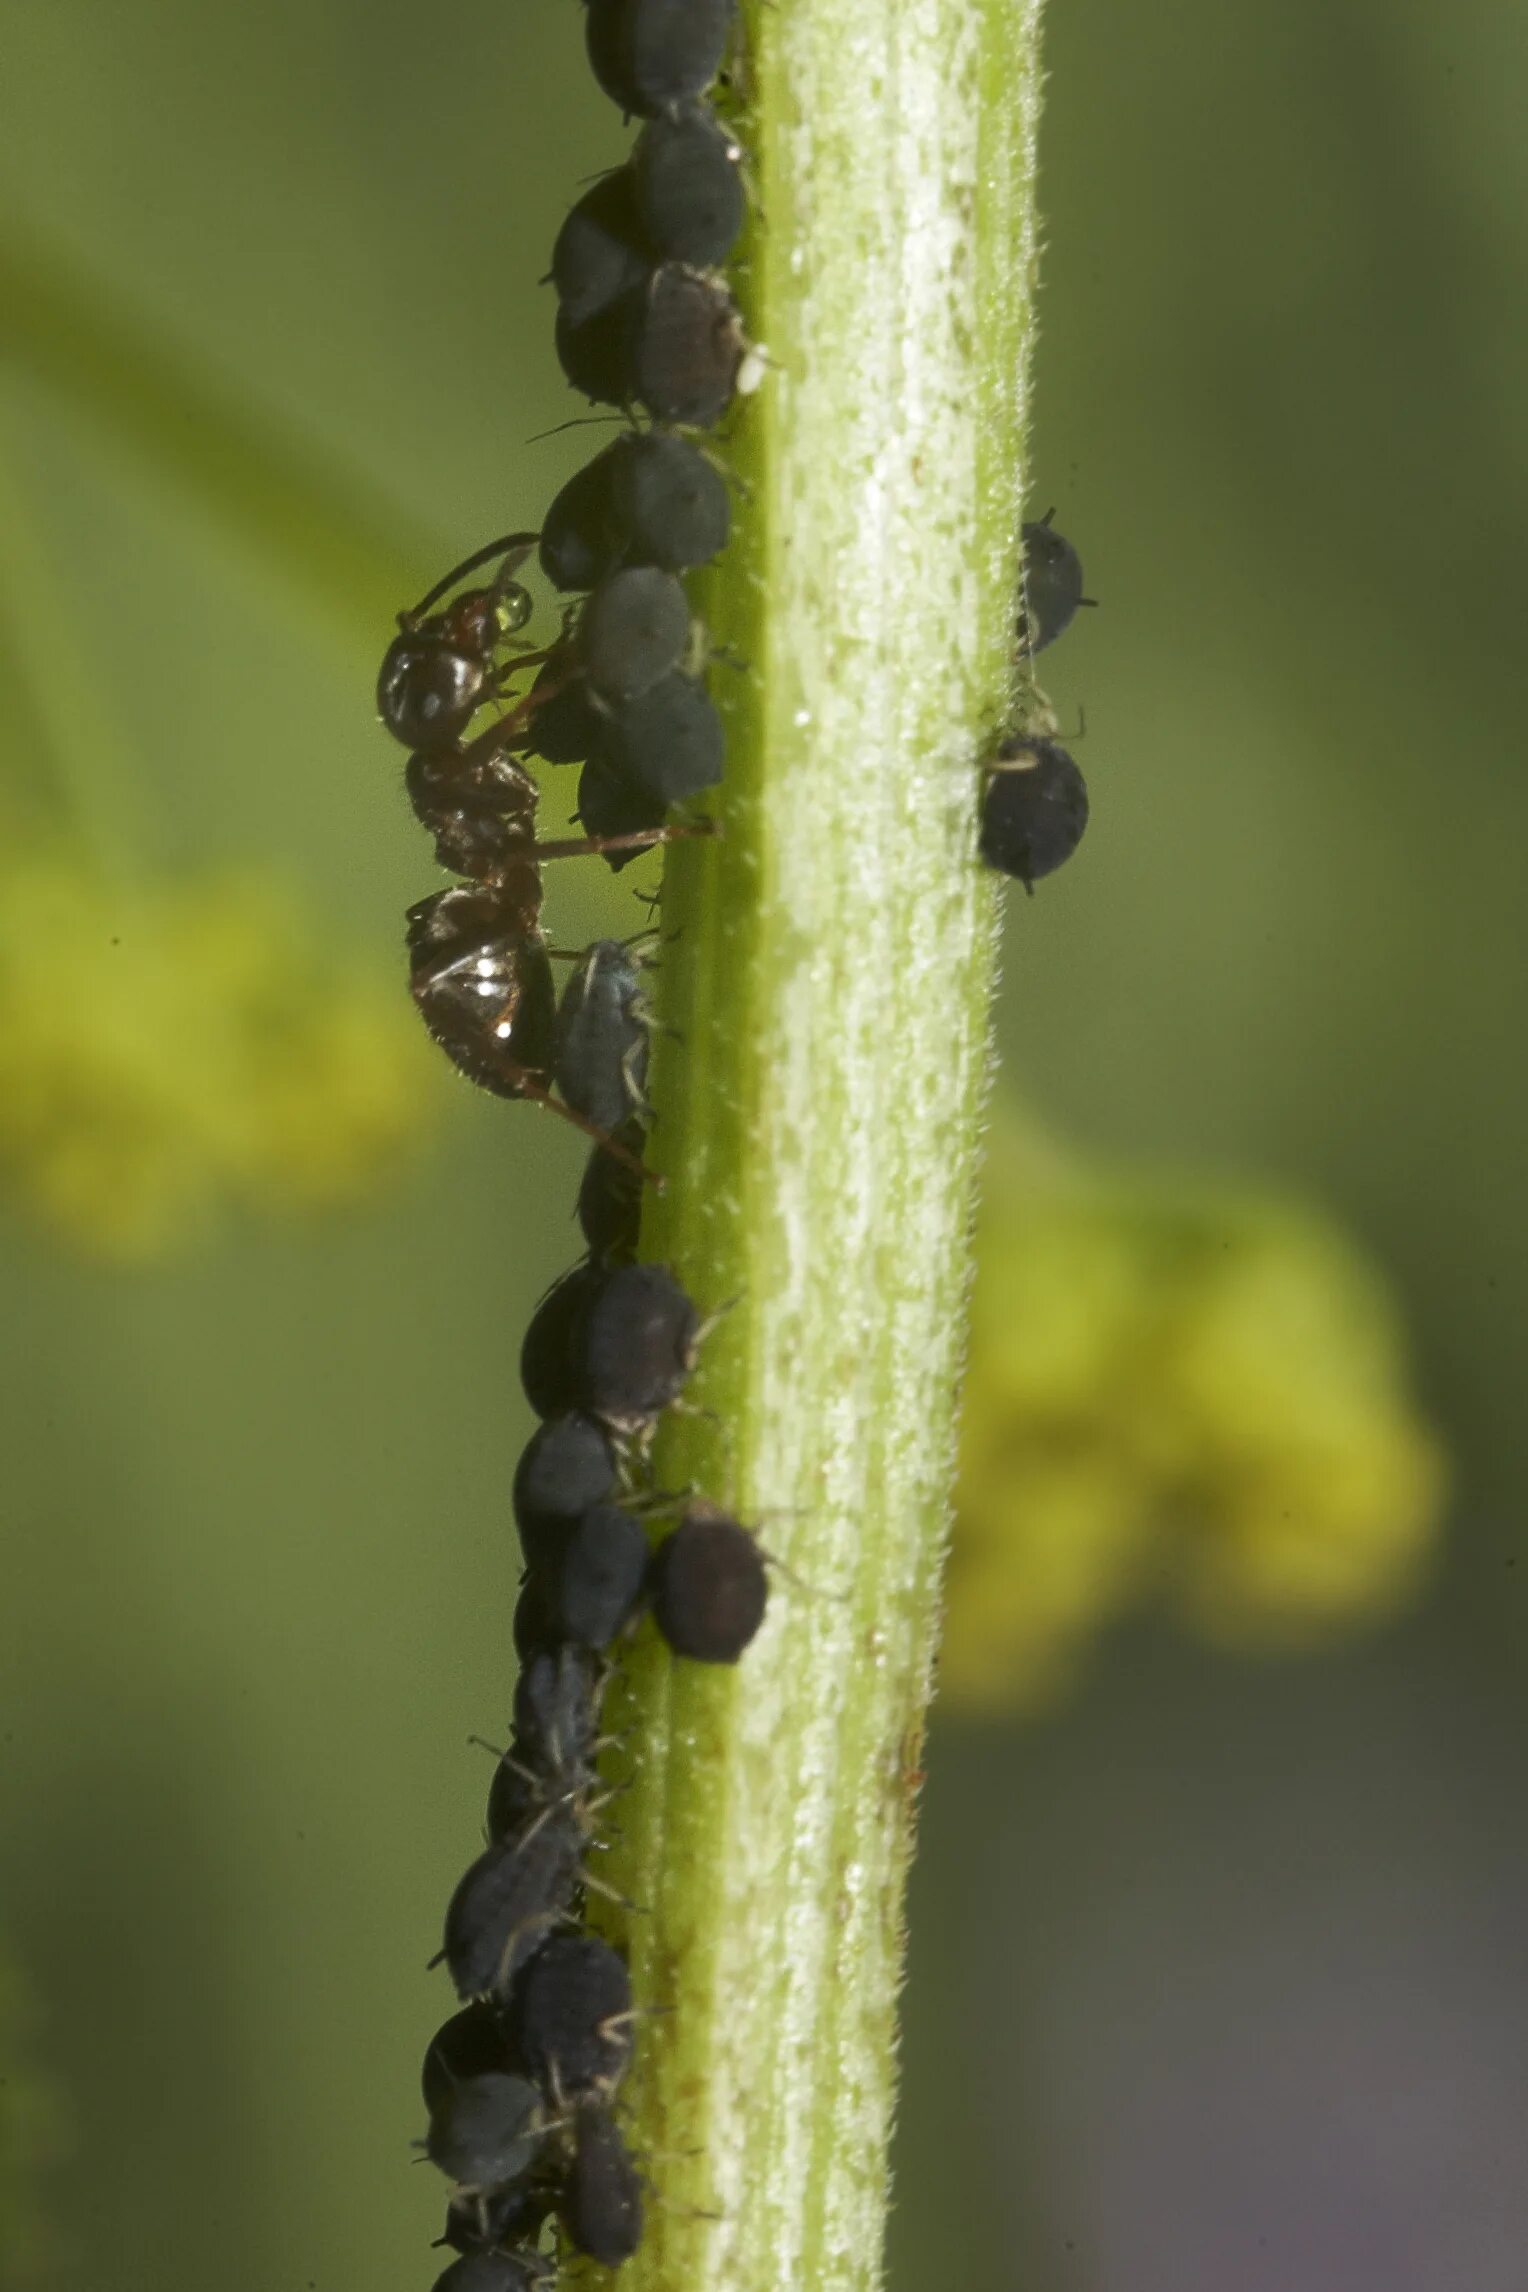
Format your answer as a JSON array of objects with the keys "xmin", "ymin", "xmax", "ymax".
[{"xmin": 387, "ymin": 545, "xmax": 713, "ymax": 1184}]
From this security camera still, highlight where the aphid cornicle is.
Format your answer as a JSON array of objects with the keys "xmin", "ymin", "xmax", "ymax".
[
  {"xmin": 560, "ymin": 2097, "xmax": 646, "ymax": 2268},
  {"xmin": 425, "ymin": 2069, "xmax": 544, "ymax": 2190},
  {"xmin": 632, "ymin": 103, "xmax": 746, "ymax": 268},
  {"xmin": 1018, "ymin": 512, "xmax": 1092, "ymax": 655},
  {"xmin": 979, "ymin": 735, "xmax": 1090, "ymax": 889},
  {"xmin": 649, "ymin": 1505, "xmax": 769, "ymax": 1662},
  {"xmin": 513, "ymin": 1932, "xmax": 634, "ymax": 2102},
  {"xmin": 378, "ymin": 536, "xmax": 537, "ymax": 752},
  {"xmin": 555, "ymin": 939, "xmax": 653, "ymax": 1137},
  {"xmin": 584, "ymin": 0, "xmax": 736, "ymax": 120}
]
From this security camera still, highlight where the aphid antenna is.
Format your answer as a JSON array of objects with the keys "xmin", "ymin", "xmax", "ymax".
[{"xmin": 403, "ymin": 531, "xmax": 540, "ymax": 624}]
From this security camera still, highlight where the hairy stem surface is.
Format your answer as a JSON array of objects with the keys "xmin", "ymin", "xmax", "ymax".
[{"xmin": 590, "ymin": 4, "xmax": 1044, "ymax": 2288}]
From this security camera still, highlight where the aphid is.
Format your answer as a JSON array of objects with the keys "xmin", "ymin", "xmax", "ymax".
[
  {"xmin": 631, "ymin": 262, "xmax": 748, "ymax": 428},
  {"xmin": 540, "ymin": 433, "xmax": 730, "ymax": 593},
  {"xmin": 511, "ymin": 1569, "xmax": 561, "ymax": 1669},
  {"xmin": 550, "ymin": 171, "xmax": 650, "ymax": 330},
  {"xmin": 437, "ymin": 2179, "xmax": 556, "ymax": 2259},
  {"xmin": 440, "ymin": 1807, "xmax": 585, "ymax": 1999},
  {"xmin": 560, "ymin": 2098, "xmax": 645, "ymax": 2268},
  {"xmin": 591, "ymin": 668, "xmax": 726, "ymax": 806},
  {"xmin": 578, "ymin": 566, "xmax": 692, "ymax": 705},
  {"xmin": 1018, "ymin": 512, "xmax": 1093, "ymax": 655},
  {"xmin": 522, "ymin": 1263, "xmax": 611, "ymax": 1420},
  {"xmin": 378, "ymin": 535, "xmax": 537, "ymax": 752},
  {"xmin": 978, "ymin": 736, "xmax": 1089, "ymax": 888},
  {"xmin": 555, "ymin": 939, "xmax": 653, "ymax": 1136},
  {"xmin": 576, "ymin": 1260, "xmax": 701, "ymax": 1429},
  {"xmin": 513, "ymin": 1412, "xmax": 619, "ymax": 1553},
  {"xmin": 431, "ymin": 2250, "xmax": 554, "ymax": 2292},
  {"xmin": 422, "ymin": 2002, "xmax": 519, "ymax": 2116},
  {"xmin": 425, "ymin": 2070, "xmax": 544, "ymax": 2190},
  {"xmin": 584, "ymin": 0, "xmax": 736, "ymax": 120},
  {"xmin": 484, "ymin": 1712, "xmax": 600, "ymax": 1847},
  {"xmin": 633, "ymin": 104, "xmax": 746, "ymax": 268},
  {"xmin": 577, "ymin": 1125, "xmax": 646, "ymax": 1261},
  {"xmin": 575, "ymin": 754, "xmax": 672, "ymax": 871},
  {"xmin": 537, "ymin": 1502, "xmax": 652, "ymax": 1650},
  {"xmin": 649, "ymin": 1505, "xmax": 768, "ymax": 1663},
  {"xmin": 513, "ymin": 1933, "xmax": 634, "ymax": 2104},
  {"xmin": 555, "ymin": 298, "xmax": 637, "ymax": 410},
  {"xmin": 607, "ymin": 430, "xmax": 731, "ymax": 572},
  {"xmin": 512, "ymin": 1644, "xmax": 604, "ymax": 1778},
  {"xmin": 523, "ymin": 661, "xmax": 603, "ymax": 766}
]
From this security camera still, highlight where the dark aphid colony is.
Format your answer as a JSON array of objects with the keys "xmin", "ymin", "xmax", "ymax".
[
  {"xmin": 992, "ymin": 509, "xmax": 1097, "ymax": 890},
  {"xmin": 381, "ymin": 0, "xmax": 791, "ymax": 2283}
]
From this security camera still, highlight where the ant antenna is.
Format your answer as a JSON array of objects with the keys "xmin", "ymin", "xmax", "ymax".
[{"xmin": 406, "ymin": 532, "xmax": 539, "ymax": 622}]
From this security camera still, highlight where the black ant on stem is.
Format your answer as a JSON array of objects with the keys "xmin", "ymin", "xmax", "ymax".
[{"xmin": 383, "ymin": 539, "xmax": 714, "ymax": 1185}]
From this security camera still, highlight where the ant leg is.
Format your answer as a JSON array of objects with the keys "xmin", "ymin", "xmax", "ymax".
[
  {"xmin": 496, "ymin": 1061, "xmax": 663, "ymax": 1188},
  {"xmin": 533, "ymin": 821, "xmax": 720, "ymax": 864},
  {"xmin": 404, "ymin": 532, "xmax": 540, "ymax": 623},
  {"xmin": 458, "ymin": 665, "xmax": 575, "ymax": 762}
]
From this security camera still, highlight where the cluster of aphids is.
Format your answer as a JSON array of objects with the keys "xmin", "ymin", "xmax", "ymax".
[
  {"xmin": 984, "ymin": 512, "xmax": 1095, "ymax": 888},
  {"xmin": 374, "ymin": 6, "xmax": 762, "ymax": 2292}
]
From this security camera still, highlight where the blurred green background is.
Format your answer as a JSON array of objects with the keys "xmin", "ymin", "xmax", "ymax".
[{"xmin": 1, "ymin": 1, "xmax": 1524, "ymax": 2287}]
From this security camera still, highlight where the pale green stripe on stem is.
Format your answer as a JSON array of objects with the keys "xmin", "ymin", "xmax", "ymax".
[{"xmin": 585, "ymin": 4, "xmax": 1044, "ymax": 2289}]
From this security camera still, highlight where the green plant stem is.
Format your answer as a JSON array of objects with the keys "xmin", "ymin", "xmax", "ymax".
[{"xmin": 588, "ymin": 4, "xmax": 1045, "ymax": 2289}]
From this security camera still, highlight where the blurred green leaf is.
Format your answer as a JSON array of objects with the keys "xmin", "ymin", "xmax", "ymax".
[{"xmin": 0, "ymin": 226, "xmax": 433, "ymax": 648}]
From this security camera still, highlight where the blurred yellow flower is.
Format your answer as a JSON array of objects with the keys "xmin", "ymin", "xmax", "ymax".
[
  {"xmin": 944, "ymin": 1116, "xmax": 1447, "ymax": 1711},
  {"xmin": 0, "ymin": 854, "xmax": 432, "ymax": 1259}
]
